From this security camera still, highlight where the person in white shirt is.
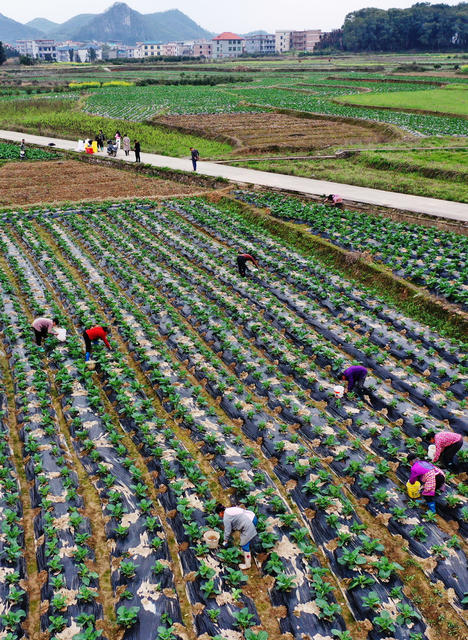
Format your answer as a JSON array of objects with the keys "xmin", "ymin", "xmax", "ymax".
[{"xmin": 215, "ymin": 503, "xmax": 258, "ymax": 569}]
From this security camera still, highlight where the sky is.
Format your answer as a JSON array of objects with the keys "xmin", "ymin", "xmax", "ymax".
[{"xmin": 8, "ymin": 0, "xmax": 464, "ymax": 32}]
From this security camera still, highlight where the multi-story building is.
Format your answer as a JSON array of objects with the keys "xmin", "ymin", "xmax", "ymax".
[
  {"xmin": 193, "ymin": 40, "xmax": 212, "ymax": 58},
  {"xmin": 56, "ymin": 45, "xmax": 102, "ymax": 63},
  {"xmin": 275, "ymin": 29, "xmax": 322, "ymax": 53},
  {"xmin": 290, "ymin": 30, "xmax": 322, "ymax": 51},
  {"xmin": 16, "ymin": 39, "xmax": 57, "ymax": 60},
  {"xmin": 211, "ymin": 32, "xmax": 244, "ymax": 59},
  {"xmin": 134, "ymin": 41, "xmax": 164, "ymax": 57},
  {"xmin": 244, "ymin": 34, "xmax": 275, "ymax": 55},
  {"xmin": 275, "ymin": 30, "xmax": 291, "ymax": 53}
]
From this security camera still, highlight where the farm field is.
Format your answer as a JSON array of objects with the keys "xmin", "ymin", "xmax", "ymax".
[
  {"xmin": 153, "ymin": 112, "xmax": 393, "ymax": 152},
  {"xmin": 338, "ymin": 86, "xmax": 468, "ymax": 117},
  {"xmin": 234, "ymin": 191, "xmax": 468, "ymax": 307},
  {"xmin": 0, "ymin": 195, "xmax": 467, "ymax": 640},
  {"xmin": 0, "ymin": 159, "xmax": 206, "ymax": 206}
]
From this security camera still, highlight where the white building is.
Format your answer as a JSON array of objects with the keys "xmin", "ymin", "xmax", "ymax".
[
  {"xmin": 244, "ymin": 34, "xmax": 276, "ymax": 55},
  {"xmin": 275, "ymin": 30, "xmax": 291, "ymax": 53},
  {"xmin": 17, "ymin": 39, "xmax": 57, "ymax": 60},
  {"xmin": 211, "ymin": 32, "xmax": 245, "ymax": 59},
  {"xmin": 134, "ymin": 42, "xmax": 164, "ymax": 58}
]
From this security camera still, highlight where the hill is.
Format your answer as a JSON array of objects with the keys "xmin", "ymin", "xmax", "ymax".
[
  {"xmin": 0, "ymin": 13, "xmax": 43, "ymax": 42},
  {"xmin": 26, "ymin": 18, "xmax": 58, "ymax": 33},
  {"xmin": 73, "ymin": 3, "xmax": 210, "ymax": 44},
  {"xmin": 48, "ymin": 14, "xmax": 96, "ymax": 40}
]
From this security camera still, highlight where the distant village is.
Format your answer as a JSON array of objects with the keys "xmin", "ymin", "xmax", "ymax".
[{"xmin": 11, "ymin": 30, "xmax": 324, "ymax": 63}]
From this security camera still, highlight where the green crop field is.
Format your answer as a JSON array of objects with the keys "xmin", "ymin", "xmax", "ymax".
[{"xmin": 338, "ymin": 86, "xmax": 468, "ymax": 117}]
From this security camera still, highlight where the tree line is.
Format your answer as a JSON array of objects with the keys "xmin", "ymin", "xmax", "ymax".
[{"xmin": 316, "ymin": 2, "xmax": 468, "ymax": 52}]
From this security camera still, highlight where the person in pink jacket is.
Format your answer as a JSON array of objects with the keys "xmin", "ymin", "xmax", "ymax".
[
  {"xmin": 423, "ymin": 430, "xmax": 463, "ymax": 468},
  {"xmin": 407, "ymin": 453, "xmax": 445, "ymax": 513},
  {"xmin": 31, "ymin": 316, "xmax": 59, "ymax": 351}
]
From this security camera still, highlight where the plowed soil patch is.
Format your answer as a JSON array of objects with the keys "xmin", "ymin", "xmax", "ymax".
[
  {"xmin": 0, "ymin": 159, "xmax": 203, "ymax": 206},
  {"xmin": 154, "ymin": 112, "xmax": 390, "ymax": 153}
]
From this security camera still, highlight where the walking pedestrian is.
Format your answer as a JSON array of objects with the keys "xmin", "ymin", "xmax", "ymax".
[
  {"xmin": 20, "ymin": 139, "xmax": 26, "ymax": 159},
  {"xmin": 406, "ymin": 453, "xmax": 445, "ymax": 514},
  {"xmin": 236, "ymin": 253, "xmax": 259, "ymax": 277},
  {"xmin": 115, "ymin": 131, "xmax": 122, "ymax": 152},
  {"xmin": 423, "ymin": 430, "xmax": 463, "ymax": 468},
  {"xmin": 32, "ymin": 316, "xmax": 60, "ymax": 351},
  {"xmin": 341, "ymin": 365, "xmax": 368, "ymax": 395},
  {"xmin": 96, "ymin": 129, "xmax": 105, "ymax": 152},
  {"xmin": 83, "ymin": 325, "xmax": 111, "ymax": 361},
  {"xmin": 215, "ymin": 504, "xmax": 257, "ymax": 569},
  {"xmin": 134, "ymin": 140, "xmax": 141, "ymax": 163},
  {"xmin": 123, "ymin": 134, "xmax": 131, "ymax": 157},
  {"xmin": 190, "ymin": 147, "xmax": 200, "ymax": 171}
]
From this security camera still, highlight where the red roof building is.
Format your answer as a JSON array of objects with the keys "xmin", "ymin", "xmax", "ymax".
[{"xmin": 211, "ymin": 32, "xmax": 245, "ymax": 58}]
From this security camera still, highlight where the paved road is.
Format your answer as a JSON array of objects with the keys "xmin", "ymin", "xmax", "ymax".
[{"xmin": 2, "ymin": 130, "xmax": 467, "ymax": 222}]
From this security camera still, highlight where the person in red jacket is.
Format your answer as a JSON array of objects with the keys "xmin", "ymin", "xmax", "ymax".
[
  {"xmin": 237, "ymin": 253, "xmax": 259, "ymax": 277},
  {"xmin": 83, "ymin": 325, "xmax": 111, "ymax": 361}
]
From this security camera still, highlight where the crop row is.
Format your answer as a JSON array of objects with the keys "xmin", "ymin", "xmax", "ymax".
[{"xmin": 234, "ymin": 191, "xmax": 468, "ymax": 308}]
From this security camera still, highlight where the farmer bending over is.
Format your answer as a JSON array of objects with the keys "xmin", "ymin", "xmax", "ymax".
[
  {"xmin": 32, "ymin": 316, "xmax": 59, "ymax": 351},
  {"xmin": 423, "ymin": 430, "xmax": 463, "ymax": 469},
  {"xmin": 237, "ymin": 253, "xmax": 259, "ymax": 278},
  {"xmin": 83, "ymin": 325, "xmax": 111, "ymax": 361},
  {"xmin": 341, "ymin": 365, "xmax": 368, "ymax": 395},
  {"xmin": 407, "ymin": 453, "xmax": 445, "ymax": 514},
  {"xmin": 215, "ymin": 504, "xmax": 257, "ymax": 569},
  {"xmin": 323, "ymin": 194, "xmax": 343, "ymax": 209}
]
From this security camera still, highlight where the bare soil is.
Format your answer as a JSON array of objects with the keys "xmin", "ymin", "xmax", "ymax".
[
  {"xmin": 154, "ymin": 112, "xmax": 391, "ymax": 154},
  {"xmin": 0, "ymin": 159, "xmax": 204, "ymax": 206}
]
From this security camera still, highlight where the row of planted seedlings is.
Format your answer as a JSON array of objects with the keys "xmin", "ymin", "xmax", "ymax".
[
  {"xmin": 78, "ymin": 204, "xmax": 468, "ymax": 607},
  {"xmin": 233, "ymin": 191, "xmax": 468, "ymax": 308},
  {"xmin": 152, "ymin": 201, "xmax": 468, "ymax": 481},
  {"xmin": 49, "ymin": 207, "xmax": 444, "ymax": 638},
  {"xmin": 0, "ymin": 372, "xmax": 27, "ymax": 639},
  {"xmin": 4, "ymin": 216, "xmax": 304, "ymax": 640},
  {"xmin": 162, "ymin": 199, "xmax": 467, "ymax": 426},
  {"xmin": 0, "ymin": 250, "xmax": 104, "ymax": 640},
  {"xmin": 20, "ymin": 210, "xmax": 356, "ymax": 640},
  {"xmin": 115, "ymin": 201, "xmax": 468, "ymax": 518},
  {"xmin": 0, "ymin": 231, "xmax": 184, "ymax": 640},
  {"xmin": 161, "ymin": 196, "xmax": 466, "ymax": 396}
]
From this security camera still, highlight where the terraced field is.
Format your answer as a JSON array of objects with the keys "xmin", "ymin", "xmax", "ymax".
[{"xmin": 0, "ymin": 198, "xmax": 466, "ymax": 640}]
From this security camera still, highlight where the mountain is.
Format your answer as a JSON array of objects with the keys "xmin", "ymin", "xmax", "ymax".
[
  {"xmin": 26, "ymin": 17, "xmax": 58, "ymax": 33},
  {"xmin": 6, "ymin": 3, "xmax": 211, "ymax": 45},
  {"xmin": 144, "ymin": 8, "xmax": 212, "ymax": 43},
  {"xmin": 0, "ymin": 13, "xmax": 43, "ymax": 42},
  {"xmin": 73, "ymin": 3, "xmax": 210, "ymax": 45},
  {"xmin": 49, "ymin": 14, "xmax": 97, "ymax": 40}
]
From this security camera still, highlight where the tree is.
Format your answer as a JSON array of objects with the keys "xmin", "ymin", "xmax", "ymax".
[
  {"xmin": 0, "ymin": 41, "xmax": 6, "ymax": 66},
  {"xmin": 19, "ymin": 55, "xmax": 36, "ymax": 66},
  {"xmin": 88, "ymin": 47, "xmax": 97, "ymax": 62},
  {"xmin": 68, "ymin": 49, "xmax": 74, "ymax": 62}
]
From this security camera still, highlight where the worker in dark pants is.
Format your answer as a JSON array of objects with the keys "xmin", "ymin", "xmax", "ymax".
[
  {"xmin": 190, "ymin": 147, "xmax": 200, "ymax": 171},
  {"xmin": 341, "ymin": 365, "xmax": 368, "ymax": 396},
  {"xmin": 32, "ymin": 316, "xmax": 60, "ymax": 351},
  {"xmin": 237, "ymin": 253, "xmax": 259, "ymax": 277},
  {"xmin": 423, "ymin": 430, "xmax": 463, "ymax": 469},
  {"xmin": 83, "ymin": 325, "xmax": 111, "ymax": 361},
  {"xmin": 134, "ymin": 140, "xmax": 141, "ymax": 163}
]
